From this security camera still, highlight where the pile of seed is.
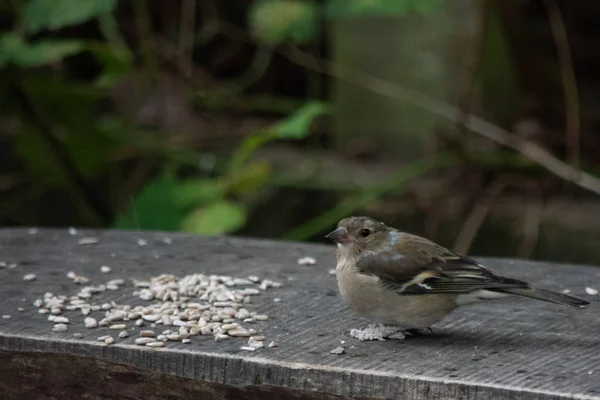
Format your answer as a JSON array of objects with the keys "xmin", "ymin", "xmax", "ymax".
[{"xmin": 33, "ymin": 271, "xmax": 281, "ymax": 351}]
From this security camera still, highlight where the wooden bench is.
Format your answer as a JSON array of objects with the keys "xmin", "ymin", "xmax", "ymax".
[{"xmin": 0, "ymin": 228, "xmax": 599, "ymax": 400}]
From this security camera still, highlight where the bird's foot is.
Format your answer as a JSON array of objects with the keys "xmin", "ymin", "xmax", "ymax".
[{"xmin": 349, "ymin": 324, "xmax": 405, "ymax": 341}]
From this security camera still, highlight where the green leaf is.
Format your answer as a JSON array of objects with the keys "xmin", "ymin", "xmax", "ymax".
[
  {"xmin": 271, "ymin": 101, "xmax": 328, "ymax": 139},
  {"xmin": 114, "ymin": 176, "xmax": 225, "ymax": 231},
  {"xmin": 113, "ymin": 175, "xmax": 186, "ymax": 231},
  {"xmin": 173, "ymin": 179, "xmax": 225, "ymax": 208},
  {"xmin": 86, "ymin": 43, "xmax": 133, "ymax": 88},
  {"xmin": 326, "ymin": 0, "xmax": 445, "ymax": 18},
  {"xmin": 181, "ymin": 202, "xmax": 246, "ymax": 236},
  {"xmin": 0, "ymin": 34, "xmax": 83, "ymax": 68},
  {"xmin": 249, "ymin": 0, "xmax": 317, "ymax": 46},
  {"xmin": 23, "ymin": 0, "xmax": 117, "ymax": 34}
]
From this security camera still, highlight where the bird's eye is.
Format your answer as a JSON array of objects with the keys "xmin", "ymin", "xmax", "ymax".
[{"xmin": 360, "ymin": 229, "xmax": 371, "ymax": 237}]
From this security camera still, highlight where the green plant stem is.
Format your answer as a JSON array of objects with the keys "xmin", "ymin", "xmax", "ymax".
[{"xmin": 283, "ymin": 154, "xmax": 457, "ymax": 241}]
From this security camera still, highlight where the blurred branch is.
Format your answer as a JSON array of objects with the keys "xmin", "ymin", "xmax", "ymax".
[
  {"xmin": 456, "ymin": 0, "xmax": 488, "ymax": 140},
  {"xmin": 179, "ymin": 0, "xmax": 196, "ymax": 79},
  {"xmin": 279, "ymin": 46, "xmax": 600, "ymax": 196},
  {"xmin": 284, "ymin": 154, "xmax": 457, "ymax": 241},
  {"xmin": 545, "ymin": 0, "xmax": 580, "ymax": 169},
  {"xmin": 209, "ymin": 17, "xmax": 600, "ymax": 195},
  {"xmin": 131, "ymin": 0, "xmax": 157, "ymax": 74},
  {"xmin": 453, "ymin": 178, "xmax": 506, "ymax": 254}
]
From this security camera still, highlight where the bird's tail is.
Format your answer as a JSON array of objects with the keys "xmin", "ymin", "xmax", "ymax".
[{"xmin": 495, "ymin": 286, "xmax": 590, "ymax": 309}]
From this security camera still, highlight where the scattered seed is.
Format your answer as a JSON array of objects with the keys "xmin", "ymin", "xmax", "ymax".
[
  {"xmin": 297, "ymin": 256, "xmax": 316, "ymax": 266},
  {"xmin": 137, "ymin": 239, "xmax": 148, "ymax": 247},
  {"xmin": 104, "ymin": 337, "xmax": 115, "ymax": 345},
  {"xmin": 2, "ymin": 315, "xmax": 11, "ymax": 320},
  {"xmin": 140, "ymin": 330, "xmax": 155, "ymax": 337},
  {"xmin": 23, "ymin": 273, "xmax": 36, "ymax": 281},
  {"xmin": 586, "ymin": 287, "xmax": 599, "ymax": 296},
  {"xmin": 109, "ymin": 324, "xmax": 127, "ymax": 330},
  {"xmin": 68, "ymin": 227, "xmax": 78, "ymax": 235},
  {"xmin": 182, "ymin": 338, "xmax": 191, "ymax": 344},
  {"xmin": 268, "ymin": 341, "xmax": 278, "ymax": 348},
  {"xmin": 254, "ymin": 314, "xmax": 268, "ymax": 321},
  {"xmin": 97, "ymin": 335, "xmax": 111, "ymax": 341},
  {"xmin": 228, "ymin": 329, "xmax": 251, "ymax": 337},
  {"xmin": 240, "ymin": 346, "xmax": 257, "ymax": 351},
  {"xmin": 146, "ymin": 341, "xmax": 165, "ymax": 348},
  {"xmin": 135, "ymin": 337, "xmax": 155, "ymax": 345},
  {"xmin": 53, "ymin": 316, "xmax": 69, "ymax": 324},
  {"xmin": 330, "ymin": 346, "xmax": 345, "ymax": 355},
  {"xmin": 100, "ymin": 266, "xmax": 111, "ymax": 274},
  {"xmin": 73, "ymin": 333, "xmax": 83, "ymax": 338},
  {"xmin": 53, "ymin": 324, "xmax": 68, "ymax": 332},
  {"xmin": 18, "ymin": 307, "xmax": 25, "ymax": 312},
  {"xmin": 84, "ymin": 317, "xmax": 98, "ymax": 328},
  {"xmin": 118, "ymin": 331, "xmax": 129, "ymax": 338},
  {"xmin": 78, "ymin": 237, "xmax": 99, "ymax": 245},
  {"xmin": 562, "ymin": 289, "xmax": 572, "ymax": 294},
  {"xmin": 328, "ymin": 269, "xmax": 336, "ymax": 276}
]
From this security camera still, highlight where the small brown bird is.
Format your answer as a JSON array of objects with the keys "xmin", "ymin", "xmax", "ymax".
[{"xmin": 326, "ymin": 216, "xmax": 589, "ymax": 341}]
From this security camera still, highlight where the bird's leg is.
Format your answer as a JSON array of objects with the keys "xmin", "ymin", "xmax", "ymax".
[{"xmin": 349, "ymin": 324, "xmax": 405, "ymax": 341}]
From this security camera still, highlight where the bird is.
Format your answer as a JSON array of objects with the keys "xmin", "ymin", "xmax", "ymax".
[{"xmin": 325, "ymin": 216, "xmax": 590, "ymax": 341}]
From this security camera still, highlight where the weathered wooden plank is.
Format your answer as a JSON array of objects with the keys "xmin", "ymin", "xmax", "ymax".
[{"xmin": 0, "ymin": 228, "xmax": 599, "ymax": 400}]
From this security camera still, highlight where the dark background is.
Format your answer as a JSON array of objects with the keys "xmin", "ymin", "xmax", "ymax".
[{"xmin": 1, "ymin": 0, "xmax": 600, "ymax": 265}]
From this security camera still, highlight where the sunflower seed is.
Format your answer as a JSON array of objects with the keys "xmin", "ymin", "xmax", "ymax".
[
  {"xmin": 100, "ymin": 266, "xmax": 111, "ymax": 274},
  {"xmin": 135, "ymin": 337, "xmax": 155, "ymax": 345},
  {"xmin": 78, "ymin": 237, "xmax": 99, "ymax": 245},
  {"xmin": 110, "ymin": 324, "xmax": 127, "ymax": 330},
  {"xmin": 52, "ymin": 323, "xmax": 68, "ymax": 332},
  {"xmin": 118, "ymin": 331, "xmax": 129, "ymax": 338},
  {"xmin": 146, "ymin": 341, "xmax": 165, "ymax": 348},
  {"xmin": 140, "ymin": 330, "xmax": 155, "ymax": 337},
  {"xmin": 23, "ymin": 273, "xmax": 36, "ymax": 281}
]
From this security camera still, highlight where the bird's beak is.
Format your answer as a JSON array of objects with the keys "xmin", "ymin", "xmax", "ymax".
[{"xmin": 325, "ymin": 227, "xmax": 349, "ymax": 243}]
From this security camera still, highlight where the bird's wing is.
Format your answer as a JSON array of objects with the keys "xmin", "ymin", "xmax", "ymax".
[{"xmin": 356, "ymin": 233, "xmax": 528, "ymax": 295}]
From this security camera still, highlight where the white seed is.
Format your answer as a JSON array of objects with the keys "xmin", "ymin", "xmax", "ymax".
[
  {"xmin": 68, "ymin": 227, "xmax": 78, "ymax": 235},
  {"xmin": 200, "ymin": 327, "xmax": 212, "ymax": 335},
  {"xmin": 104, "ymin": 337, "xmax": 114, "ymax": 345},
  {"xmin": 18, "ymin": 308, "xmax": 25, "ymax": 312},
  {"xmin": 53, "ymin": 316, "xmax": 69, "ymax": 324},
  {"xmin": 273, "ymin": 298, "xmax": 281, "ymax": 303},
  {"xmin": 100, "ymin": 265, "xmax": 111, "ymax": 273},
  {"xmin": 328, "ymin": 269, "xmax": 336, "ymax": 276},
  {"xmin": 166, "ymin": 334, "xmax": 181, "ymax": 341},
  {"xmin": 250, "ymin": 336, "xmax": 265, "ymax": 341},
  {"xmin": 240, "ymin": 346, "xmax": 256, "ymax": 351},
  {"xmin": 135, "ymin": 337, "xmax": 155, "ymax": 345},
  {"xmin": 1, "ymin": 314, "xmax": 11, "ymax": 320},
  {"xmin": 135, "ymin": 319, "xmax": 144, "ymax": 327},
  {"xmin": 33, "ymin": 299, "xmax": 43, "ymax": 307},
  {"xmin": 562, "ymin": 289, "xmax": 572, "ymax": 294},
  {"xmin": 228, "ymin": 328, "xmax": 251, "ymax": 337},
  {"xmin": 137, "ymin": 238, "xmax": 148, "ymax": 246},
  {"xmin": 297, "ymin": 256, "xmax": 316, "ymax": 265},
  {"xmin": 586, "ymin": 287, "xmax": 599, "ymax": 295},
  {"xmin": 214, "ymin": 334, "xmax": 229, "ymax": 341},
  {"xmin": 118, "ymin": 331, "xmax": 129, "ymax": 338},
  {"xmin": 254, "ymin": 314, "xmax": 268, "ymax": 321},
  {"xmin": 73, "ymin": 333, "xmax": 83, "ymax": 338},
  {"xmin": 330, "ymin": 346, "xmax": 345, "ymax": 355},
  {"xmin": 142, "ymin": 314, "xmax": 160, "ymax": 322},
  {"xmin": 268, "ymin": 341, "xmax": 278, "ymax": 348},
  {"xmin": 78, "ymin": 237, "xmax": 99, "ymax": 245},
  {"xmin": 110, "ymin": 324, "xmax": 126, "ymax": 330},
  {"xmin": 23, "ymin": 273, "xmax": 36, "ymax": 281},
  {"xmin": 248, "ymin": 276, "xmax": 259, "ymax": 282},
  {"xmin": 249, "ymin": 328, "xmax": 257, "ymax": 335},
  {"xmin": 84, "ymin": 317, "xmax": 98, "ymax": 328},
  {"xmin": 146, "ymin": 341, "xmax": 165, "ymax": 348},
  {"xmin": 140, "ymin": 330, "xmax": 155, "ymax": 337},
  {"xmin": 53, "ymin": 323, "xmax": 68, "ymax": 332},
  {"xmin": 156, "ymin": 335, "xmax": 167, "ymax": 341},
  {"xmin": 182, "ymin": 338, "xmax": 191, "ymax": 344},
  {"xmin": 221, "ymin": 323, "xmax": 239, "ymax": 331}
]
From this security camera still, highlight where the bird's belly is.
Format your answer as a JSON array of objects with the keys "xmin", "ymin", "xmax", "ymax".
[{"xmin": 336, "ymin": 268, "xmax": 457, "ymax": 329}]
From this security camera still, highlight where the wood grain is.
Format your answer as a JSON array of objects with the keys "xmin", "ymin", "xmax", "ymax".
[{"xmin": 0, "ymin": 228, "xmax": 599, "ymax": 400}]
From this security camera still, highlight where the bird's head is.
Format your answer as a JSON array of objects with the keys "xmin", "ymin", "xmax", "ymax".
[{"xmin": 325, "ymin": 216, "xmax": 392, "ymax": 253}]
